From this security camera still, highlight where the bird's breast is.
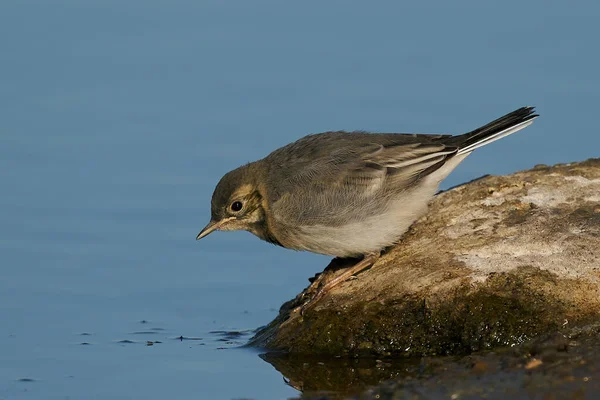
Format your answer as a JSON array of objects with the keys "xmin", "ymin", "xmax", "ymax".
[{"xmin": 268, "ymin": 182, "xmax": 439, "ymax": 257}]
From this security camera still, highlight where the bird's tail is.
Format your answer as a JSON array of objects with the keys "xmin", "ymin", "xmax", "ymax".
[{"xmin": 452, "ymin": 107, "xmax": 538, "ymax": 155}]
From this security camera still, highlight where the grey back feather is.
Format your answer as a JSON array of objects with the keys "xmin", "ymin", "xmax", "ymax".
[{"xmin": 262, "ymin": 131, "xmax": 455, "ymax": 226}]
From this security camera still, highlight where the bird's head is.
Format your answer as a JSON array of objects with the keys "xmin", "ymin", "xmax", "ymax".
[{"xmin": 196, "ymin": 164, "xmax": 267, "ymax": 240}]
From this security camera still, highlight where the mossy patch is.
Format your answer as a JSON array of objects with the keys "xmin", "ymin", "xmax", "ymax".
[{"xmin": 252, "ymin": 268, "xmax": 572, "ymax": 357}]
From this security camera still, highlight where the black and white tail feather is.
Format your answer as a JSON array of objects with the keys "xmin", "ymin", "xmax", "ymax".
[
  {"xmin": 453, "ymin": 106, "xmax": 538, "ymax": 155},
  {"xmin": 376, "ymin": 106, "xmax": 539, "ymax": 187}
]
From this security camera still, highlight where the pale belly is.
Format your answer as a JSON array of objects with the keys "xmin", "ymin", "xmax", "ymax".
[{"xmin": 286, "ymin": 188, "xmax": 434, "ymax": 257}]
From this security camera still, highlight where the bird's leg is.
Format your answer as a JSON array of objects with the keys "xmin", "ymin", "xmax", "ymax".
[
  {"xmin": 303, "ymin": 257, "xmax": 354, "ymax": 295},
  {"xmin": 298, "ymin": 253, "xmax": 380, "ymax": 315}
]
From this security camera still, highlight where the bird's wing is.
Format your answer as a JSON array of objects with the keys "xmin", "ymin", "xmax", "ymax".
[
  {"xmin": 266, "ymin": 132, "xmax": 458, "ymax": 225},
  {"xmin": 361, "ymin": 142, "xmax": 458, "ymax": 188}
]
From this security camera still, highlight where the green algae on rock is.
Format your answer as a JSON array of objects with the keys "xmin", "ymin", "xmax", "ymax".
[{"xmin": 250, "ymin": 159, "xmax": 600, "ymax": 357}]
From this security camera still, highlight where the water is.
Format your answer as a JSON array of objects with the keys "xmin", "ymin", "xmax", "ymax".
[{"xmin": 1, "ymin": 1, "xmax": 598, "ymax": 399}]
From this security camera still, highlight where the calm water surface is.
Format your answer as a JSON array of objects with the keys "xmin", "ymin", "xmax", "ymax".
[{"xmin": 1, "ymin": 1, "xmax": 599, "ymax": 399}]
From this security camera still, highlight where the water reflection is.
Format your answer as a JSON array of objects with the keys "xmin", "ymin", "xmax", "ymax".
[
  {"xmin": 258, "ymin": 327, "xmax": 600, "ymax": 399},
  {"xmin": 261, "ymin": 352, "xmax": 424, "ymax": 399}
]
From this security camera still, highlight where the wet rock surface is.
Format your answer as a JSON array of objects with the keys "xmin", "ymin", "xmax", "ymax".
[
  {"xmin": 269, "ymin": 323, "xmax": 600, "ymax": 399},
  {"xmin": 251, "ymin": 159, "xmax": 600, "ymax": 358}
]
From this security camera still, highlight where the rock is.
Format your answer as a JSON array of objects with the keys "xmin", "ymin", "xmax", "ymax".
[
  {"xmin": 263, "ymin": 324, "xmax": 600, "ymax": 399},
  {"xmin": 250, "ymin": 159, "xmax": 600, "ymax": 357}
]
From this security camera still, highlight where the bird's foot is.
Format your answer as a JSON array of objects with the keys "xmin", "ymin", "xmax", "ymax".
[{"xmin": 287, "ymin": 254, "xmax": 380, "ymax": 319}]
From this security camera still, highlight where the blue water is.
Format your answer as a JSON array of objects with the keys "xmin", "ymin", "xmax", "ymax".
[{"xmin": 1, "ymin": 1, "xmax": 598, "ymax": 399}]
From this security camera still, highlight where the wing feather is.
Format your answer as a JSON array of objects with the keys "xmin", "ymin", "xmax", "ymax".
[{"xmin": 267, "ymin": 134, "xmax": 458, "ymax": 225}]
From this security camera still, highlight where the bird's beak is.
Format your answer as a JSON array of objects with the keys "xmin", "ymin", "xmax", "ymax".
[{"xmin": 196, "ymin": 217, "xmax": 235, "ymax": 240}]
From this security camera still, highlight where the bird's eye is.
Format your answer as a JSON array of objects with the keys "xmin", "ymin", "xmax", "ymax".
[{"xmin": 230, "ymin": 201, "xmax": 243, "ymax": 212}]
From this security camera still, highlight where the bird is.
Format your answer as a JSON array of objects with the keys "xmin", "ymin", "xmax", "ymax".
[{"xmin": 197, "ymin": 107, "xmax": 538, "ymax": 313}]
